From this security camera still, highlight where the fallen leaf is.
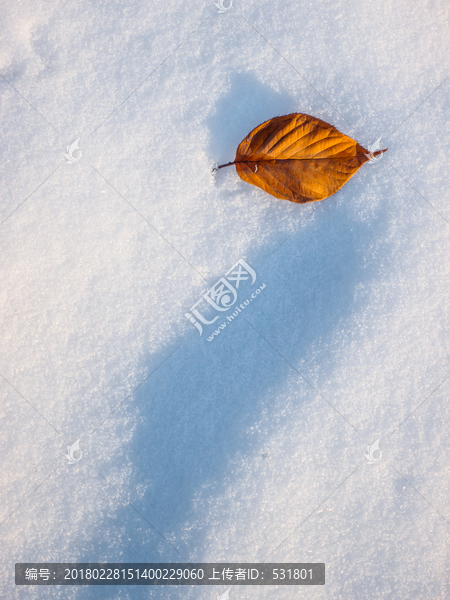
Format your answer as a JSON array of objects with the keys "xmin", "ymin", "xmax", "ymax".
[{"xmin": 215, "ymin": 113, "xmax": 387, "ymax": 203}]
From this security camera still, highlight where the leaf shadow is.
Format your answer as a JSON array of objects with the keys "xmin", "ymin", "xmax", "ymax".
[{"xmin": 71, "ymin": 74, "xmax": 391, "ymax": 599}]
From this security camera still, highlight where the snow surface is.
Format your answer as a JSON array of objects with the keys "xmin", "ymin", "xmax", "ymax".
[{"xmin": 1, "ymin": 0, "xmax": 450, "ymax": 598}]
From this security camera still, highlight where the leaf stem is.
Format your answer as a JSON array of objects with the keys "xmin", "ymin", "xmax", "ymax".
[{"xmin": 216, "ymin": 161, "xmax": 236, "ymax": 170}]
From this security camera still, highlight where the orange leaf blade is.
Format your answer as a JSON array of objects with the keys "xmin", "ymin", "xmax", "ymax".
[{"xmin": 234, "ymin": 113, "xmax": 387, "ymax": 203}]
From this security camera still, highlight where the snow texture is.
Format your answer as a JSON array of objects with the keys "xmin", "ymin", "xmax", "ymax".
[{"xmin": 1, "ymin": 0, "xmax": 450, "ymax": 598}]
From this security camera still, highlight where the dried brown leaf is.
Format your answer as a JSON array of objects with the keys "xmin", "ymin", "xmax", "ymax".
[{"xmin": 216, "ymin": 113, "xmax": 387, "ymax": 203}]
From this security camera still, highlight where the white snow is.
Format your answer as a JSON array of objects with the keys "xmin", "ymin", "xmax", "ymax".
[{"xmin": 1, "ymin": 0, "xmax": 450, "ymax": 599}]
